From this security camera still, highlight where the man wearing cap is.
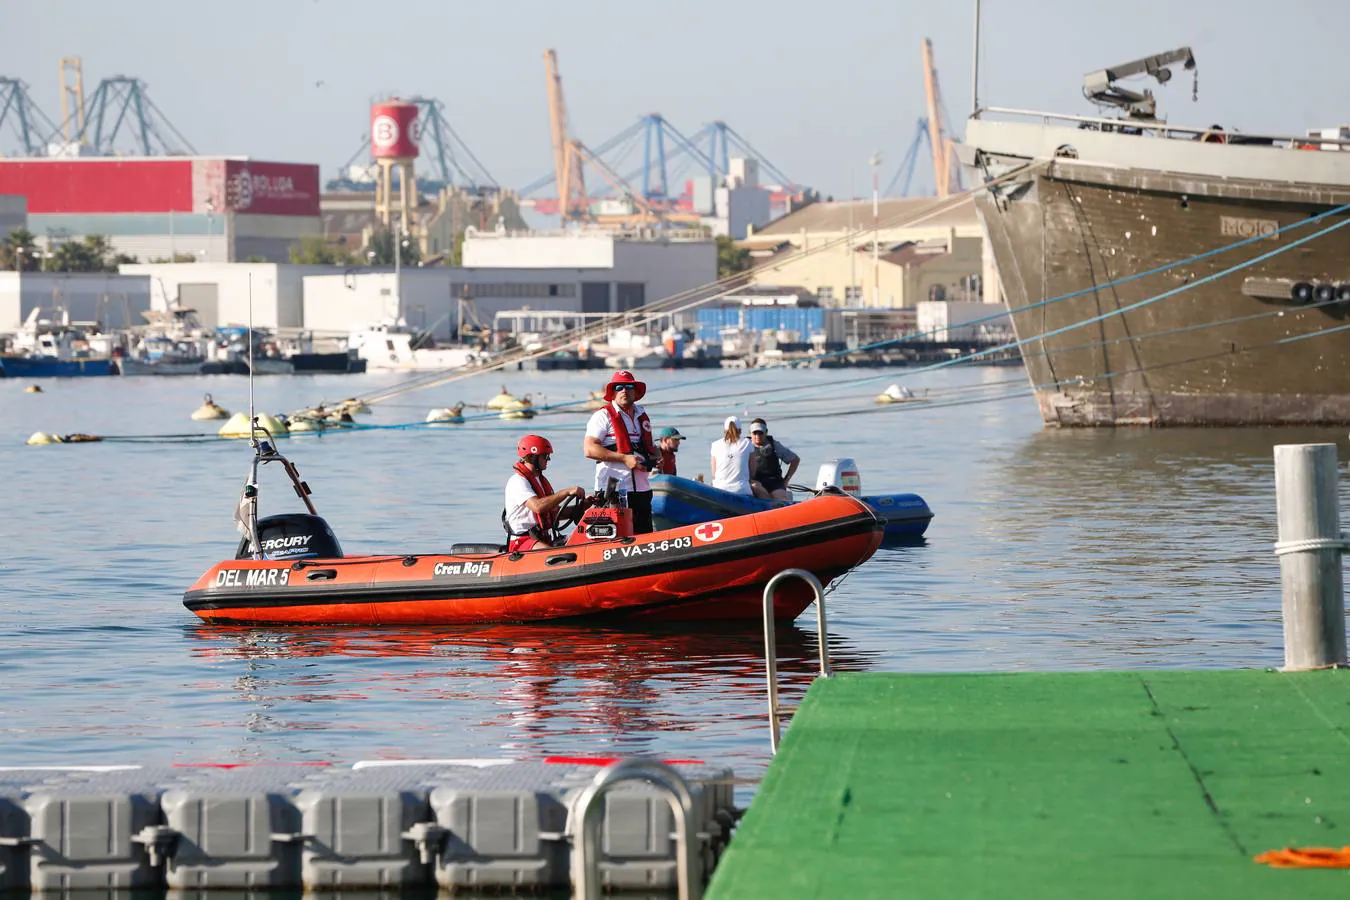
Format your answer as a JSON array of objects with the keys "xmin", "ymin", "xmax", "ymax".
[
  {"xmin": 583, "ymin": 370, "xmax": 658, "ymax": 534},
  {"xmin": 748, "ymin": 417, "xmax": 800, "ymax": 501},
  {"xmin": 654, "ymin": 426, "xmax": 685, "ymax": 476}
]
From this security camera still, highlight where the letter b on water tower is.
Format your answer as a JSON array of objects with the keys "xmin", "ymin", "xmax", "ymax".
[{"xmin": 370, "ymin": 101, "xmax": 421, "ymax": 160}]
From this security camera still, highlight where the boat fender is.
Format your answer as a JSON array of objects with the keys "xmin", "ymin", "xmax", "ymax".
[
  {"xmin": 1314, "ymin": 284, "xmax": 1338, "ymax": 305},
  {"xmin": 1336, "ymin": 284, "xmax": 1350, "ymax": 306},
  {"xmin": 1290, "ymin": 282, "xmax": 1315, "ymax": 305}
]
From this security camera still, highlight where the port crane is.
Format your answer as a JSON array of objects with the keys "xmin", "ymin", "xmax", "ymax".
[
  {"xmin": 921, "ymin": 38, "xmax": 964, "ymax": 198},
  {"xmin": 540, "ymin": 49, "xmax": 698, "ymax": 228},
  {"xmin": 1082, "ymin": 47, "xmax": 1197, "ymax": 119},
  {"xmin": 543, "ymin": 49, "xmax": 590, "ymax": 224}
]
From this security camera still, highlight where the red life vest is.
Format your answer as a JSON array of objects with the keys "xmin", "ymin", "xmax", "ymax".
[
  {"xmin": 603, "ymin": 403, "xmax": 655, "ymax": 458},
  {"xmin": 511, "ymin": 461, "xmax": 557, "ymax": 534},
  {"xmin": 658, "ymin": 447, "xmax": 677, "ymax": 476}
]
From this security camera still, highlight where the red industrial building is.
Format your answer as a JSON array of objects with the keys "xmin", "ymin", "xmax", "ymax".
[{"xmin": 0, "ymin": 157, "xmax": 321, "ymax": 263}]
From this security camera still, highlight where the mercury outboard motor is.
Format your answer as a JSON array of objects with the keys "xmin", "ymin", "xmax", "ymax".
[{"xmin": 235, "ymin": 513, "xmax": 343, "ymax": 561}]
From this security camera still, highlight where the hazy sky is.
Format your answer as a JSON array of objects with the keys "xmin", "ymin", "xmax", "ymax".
[{"xmin": 3, "ymin": 0, "xmax": 1347, "ymax": 198}]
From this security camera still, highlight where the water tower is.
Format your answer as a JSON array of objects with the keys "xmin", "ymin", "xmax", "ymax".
[{"xmin": 370, "ymin": 99, "xmax": 421, "ymax": 232}]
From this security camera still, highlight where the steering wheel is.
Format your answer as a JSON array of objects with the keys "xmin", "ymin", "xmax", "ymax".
[{"xmin": 555, "ymin": 493, "xmax": 587, "ymax": 526}]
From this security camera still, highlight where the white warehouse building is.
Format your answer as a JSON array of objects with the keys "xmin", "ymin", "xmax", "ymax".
[
  {"xmin": 304, "ymin": 228, "xmax": 717, "ymax": 340},
  {"xmin": 0, "ymin": 272, "xmax": 151, "ymax": 333},
  {"xmin": 119, "ymin": 262, "xmax": 344, "ymax": 330},
  {"xmin": 116, "ymin": 230, "xmax": 716, "ymax": 341}
]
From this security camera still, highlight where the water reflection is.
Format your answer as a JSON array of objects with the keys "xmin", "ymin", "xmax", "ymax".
[
  {"xmin": 1010, "ymin": 426, "xmax": 1349, "ymax": 488},
  {"xmin": 185, "ymin": 624, "xmax": 884, "ymax": 761},
  {"xmin": 963, "ymin": 426, "xmax": 1299, "ymax": 666}
]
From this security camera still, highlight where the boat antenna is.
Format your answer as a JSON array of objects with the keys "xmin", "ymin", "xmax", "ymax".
[
  {"xmin": 971, "ymin": 0, "xmax": 981, "ymax": 118},
  {"xmin": 247, "ymin": 272, "xmax": 257, "ymax": 449}
]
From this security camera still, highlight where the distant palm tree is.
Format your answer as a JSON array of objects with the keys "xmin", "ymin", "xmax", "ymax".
[{"xmin": 2, "ymin": 228, "xmax": 37, "ymax": 271}]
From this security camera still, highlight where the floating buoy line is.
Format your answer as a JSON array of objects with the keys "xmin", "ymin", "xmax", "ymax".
[{"xmin": 26, "ymin": 190, "xmax": 1350, "ymax": 446}]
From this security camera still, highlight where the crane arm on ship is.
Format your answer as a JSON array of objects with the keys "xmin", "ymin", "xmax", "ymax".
[{"xmin": 1082, "ymin": 46, "xmax": 1196, "ymax": 119}]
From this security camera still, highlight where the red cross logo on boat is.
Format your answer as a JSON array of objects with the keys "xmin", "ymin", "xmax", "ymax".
[{"xmin": 694, "ymin": 522, "xmax": 724, "ymax": 543}]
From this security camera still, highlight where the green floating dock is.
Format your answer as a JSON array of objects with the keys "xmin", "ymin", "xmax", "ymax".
[{"xmin": 706, "ymin": 670, "xmax": 1350, "ymax": 899}]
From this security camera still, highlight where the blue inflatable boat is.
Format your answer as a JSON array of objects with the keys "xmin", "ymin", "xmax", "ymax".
[{"xmin": 649, "ymin": 474, "xmax": 932, "ymax": 541}]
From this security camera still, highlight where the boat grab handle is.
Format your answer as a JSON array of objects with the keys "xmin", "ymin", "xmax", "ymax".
[
  {"xmin": 546, "ymin": 553, "xmax": 578, "ymax": 566},
  {"xmin": 305, "ymin": 569, "xmax": 338, "ymax": 581},
  {"xmin": 763, "ymin": 568, "xmax": 829, "ymax": 755},
  {"xmin": 570, "ymin": 759, "xmax": 701, "ymax": 900}
]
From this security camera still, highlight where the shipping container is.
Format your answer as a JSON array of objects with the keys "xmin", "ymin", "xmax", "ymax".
[{"xmin": 697, "ymin": 307, "xmax": 839, "ymax": 343}]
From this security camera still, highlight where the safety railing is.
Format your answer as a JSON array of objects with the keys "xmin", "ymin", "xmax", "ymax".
[
  {"xmin": 763, "ymin": 568, "xmax": 830, "ymax": 754},
  {"xmin": 978, "ymin": 106, "xmax": 1350, "ymax": 150},
  {"xmin": 570, "ymin": 758, "xmax": 702, "ymax": 900}
]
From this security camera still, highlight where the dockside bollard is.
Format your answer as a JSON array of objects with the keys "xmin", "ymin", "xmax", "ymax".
[{"xmin": 1273, "ymin": 443, "xmax": 1349, "ymax": 669}]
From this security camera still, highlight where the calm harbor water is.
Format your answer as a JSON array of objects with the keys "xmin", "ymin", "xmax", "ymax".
[{"xmin": 1, "ymin": 364, "xmax": 1343, "ymax": 787}]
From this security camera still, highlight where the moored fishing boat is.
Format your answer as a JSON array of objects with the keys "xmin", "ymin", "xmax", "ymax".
[{"xmin": 183, "ymin": 437, "xmax": 884, "ymax": 626}]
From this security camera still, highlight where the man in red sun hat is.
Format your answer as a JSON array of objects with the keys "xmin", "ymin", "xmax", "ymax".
[{"xmin": 583, "ymin": 370, "xmax": 658, "ymax": 534}]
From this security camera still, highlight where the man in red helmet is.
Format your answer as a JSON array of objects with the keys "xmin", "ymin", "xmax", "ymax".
[
  {"xmin": 583, "ymin": 370, "xmax": 657, "ymax": 534},
  {"xmin": 503, "ymin": 434, "xmax": 587, "ymax": 552}
]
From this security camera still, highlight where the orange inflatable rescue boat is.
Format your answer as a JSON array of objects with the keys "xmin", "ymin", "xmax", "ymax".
[{"xmin": 184, "ymin": 437, "xmax": 884, "ymax": 626}]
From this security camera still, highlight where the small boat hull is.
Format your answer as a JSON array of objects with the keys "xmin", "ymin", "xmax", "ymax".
[
  {"xmin": 183, "ymin": 494, "xmax": 883, "ymax": 626},
  {"xmin": 650, "ymin": 474, "xmax": 933, "ymax": 541},
  {"xmin": 288, "ymin": 352, "xmax": 367, "ymax": 374},
  {"xmin": 119, "ymin": 357, "xmax": 206, "ymax": 376},
  {"xmin": 1, "ymin": 355, "xmax": 117, "ymax": 377}
]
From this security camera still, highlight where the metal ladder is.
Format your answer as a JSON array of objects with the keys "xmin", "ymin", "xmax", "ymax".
[
  {"xmin": 763, "ymin": 568, "xmax": 830, "ymax": 754},
  {"xmin": 570, "ymin": 758, "xmax": 702, "ymax": 900}
]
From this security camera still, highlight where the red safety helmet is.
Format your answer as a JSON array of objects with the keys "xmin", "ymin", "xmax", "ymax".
[
  {"xmin": 603, "ymin": 369, "xmax": 647, "ymax": 402},
  {"xmin": 517, "ymin": 434, "xmax": 553, "ymax": 459}
]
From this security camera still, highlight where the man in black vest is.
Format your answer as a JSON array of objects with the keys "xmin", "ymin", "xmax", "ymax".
[{"xmin": 748, "ymin": 418, "xmax": 800, "ymax": 501}]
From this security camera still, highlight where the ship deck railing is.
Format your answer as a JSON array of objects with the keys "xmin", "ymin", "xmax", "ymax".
[{"xmin": 974, "ymin": 106, "xmax": 1350, "ymax": 151}]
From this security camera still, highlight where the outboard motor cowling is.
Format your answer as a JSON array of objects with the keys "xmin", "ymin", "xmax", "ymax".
[
  {"xmin": 236, "ymin": 513, "xmax": 343, "ymax": 561},
  {"xmin": 816, "ymin": 458, "xmax": 863, "ymax": 496}
]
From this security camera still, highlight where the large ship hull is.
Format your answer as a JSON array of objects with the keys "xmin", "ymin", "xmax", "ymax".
[{"xmin": 960, "ymin": 117, "xmax": 1350, "ymax": 426}]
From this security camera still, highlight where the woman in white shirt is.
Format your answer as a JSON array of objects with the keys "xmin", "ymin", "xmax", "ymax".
[{"xmin": 710, "ymin": 415, "xmax": 753, "ymax": 495}]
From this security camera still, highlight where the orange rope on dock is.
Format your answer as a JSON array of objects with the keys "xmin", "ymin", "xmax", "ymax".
[{"xmin": 1255, "ymin": 847, "xmax": 1350, "ymax": 868}]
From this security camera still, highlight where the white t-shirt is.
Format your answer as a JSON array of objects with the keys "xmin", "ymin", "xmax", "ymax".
[
  {"xmin": 585, "ymin": 402, "xmax": 652, "ymax": 494},
  {"xmin": 710, "ymin": 436, "xmax": 753, "ymax": 495},
  {"xmin": 504, "ymin": 472, "xmax": 541, "ymax": 535}
]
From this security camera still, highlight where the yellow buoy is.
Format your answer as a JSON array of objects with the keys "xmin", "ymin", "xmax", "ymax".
[
  {"xmin": 426, "ymin": 404, "xmax": 466, "ymax": 425},
  {"xmin": 191, "ymin": 393, "xmax": 230, "ymax": 421},
  {"xmin": 498, "ymin": 395, "xmax": 535, "ymax": 420},
  {"xmin": 24, "ymin": 384, "xmax": 42, "ymax": 394},
  {"xmin": 26, "ymin": 431, "xmax": 57, "ymax": 445},
  {"xmin": 486, "ymin": 385, "xmax": 518, "ymax": 410},
  {"xmin": 875, "ymin": 384, "xmax": 916, "ymax": 404},
  {"xmin": 218, "ymin": 412, "xmax": 290, "ymax": 439},
  {"xmin": 337, "ymin": 398, "xmax": 370, "ymax": 415}
]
